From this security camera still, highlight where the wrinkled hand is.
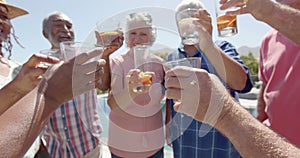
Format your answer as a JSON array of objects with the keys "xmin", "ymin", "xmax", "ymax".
[
  {"xmin": 126, "ymin": 69, "xmax": 154, "ymax": 97},
  {"xmin": 195, "ymin": 9, "xmax": 213, "ymax": 36},
  {"xmin": 164, "ymin": 66, "xmax": 231, "ymax": 126},
  {"xmin": 40, "ymin": 48, "xmax": 105, "ymax": 108},
  {"xmin": 192, "ymin": 9, "xmax": 215, "ymax": 52},
  {"xmin": 12, "ymin": 54, "xmax": 59, "ymax": 95},
  {"xmin": 256, "ymin": 100, "xmax": 268, "ymax": 122},
  {"xmin": 219, "ymin": 0, "xmax": 270, "ymax": 21}
]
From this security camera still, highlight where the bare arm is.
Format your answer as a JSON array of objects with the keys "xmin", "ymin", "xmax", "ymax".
[
  {"xmin": 165, "ymin": 67, "xmax": 300, "ymax": 158},
  {"xmin": 222, "ymin": 0, "xmax": 300, "ymax": 45},
  {"xmin": 97, "ymin": 52, "xmax": 111, "ymax": 91},
  {"xmin": 216, "ymin": 98, "xmax": 300, "ymax": 158},
  {"xmin": 212, "ymin": 96, "xmax": 300, "ymax": 157},
  {"xmin": 203, "ymin": 44, "xmax": 248, "ymax": 90},
  {"xmin": 165, "ymin": 99, "xmax": 172, "ymax": 146},
  {"xmin": 0, "ymin": 49, "xmax": 104, "ymax": 157},
  {"xmin": 194, "ymin": 9, "xmax": 247, "ymax": 91},
  {"xmin": 256, "ymin": 82, "xmax": 268, "ymax": 122},
  {"xmin": 95, "ymin": 30, "xmax": 124, "ymax": 91},
  {"xmin": 0, "ymin": 87, "xmax": 55, "ymax": 158},
  {"xmin": 0, "ymin": 54, "xmax": 58, "ymax": 115}
]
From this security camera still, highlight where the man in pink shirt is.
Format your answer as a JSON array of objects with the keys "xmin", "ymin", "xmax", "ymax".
[{"xmin": 257, "ymin": 0, "xmax": 300, "ymax": 146}]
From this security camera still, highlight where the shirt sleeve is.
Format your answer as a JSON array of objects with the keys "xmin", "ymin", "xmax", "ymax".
[{"xmin": 215, "ymin": 40, "xmax": 253, "ymax": 93}]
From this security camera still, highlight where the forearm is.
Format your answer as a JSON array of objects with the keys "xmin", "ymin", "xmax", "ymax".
[
  {"xmin": 215, "ymin": 98, "xmax": 300, "ymax": 158},
  {"xmin": 165, "ymin": 99, "xmax": 172, "ymax": 125},
  {"xmin": 256, "ymin": 83, "xmax": 267, "ymax": 121},
  {"xmin": 97, "ymin": 54, "xmax": 111, "ymax": 91},
  {"xmin": 0, "ymin": 81, "xmax": 30, "ymax": 115},
  {"xmin": 0, "ymin": 88, "xmax": 53, "ymax": 157},
  {"xmin": 205, "ymin": 46, "xmax": 247, "ymax": 90},
  {"xmin": 255, "ymin": 1, "xmax": 300, "ymax": 45}
]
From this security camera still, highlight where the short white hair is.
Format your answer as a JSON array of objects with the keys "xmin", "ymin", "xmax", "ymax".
[
  {"xmin": 125, "ymin": 12, "xmax": 156, "ymax": 45},
  {"xmin": 175, "ymin": 0, "xmax": 205, "ymax": 13},
  {"xmin": 42, "ymin": 11, "xmax": 72, "ymax": 33}
]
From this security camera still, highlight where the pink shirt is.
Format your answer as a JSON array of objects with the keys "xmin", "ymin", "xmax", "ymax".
[
  {"xmin": 109, "ymin": 52, "xmax": 165, "ymax": 157},
  {"xmin": 259, "ymin": 29, "xmax": 300, "ymax": 146}
]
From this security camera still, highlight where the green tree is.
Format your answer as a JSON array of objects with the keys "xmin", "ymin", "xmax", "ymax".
[
  {"xmin": 154, "ymin": 51, "xmax": 169, "ymax": 60},
  {"xmin": 240, "ymin": 52, "xmax": 259, "ymax": 82},
  {"xmin": 97, "ymin": 89, "xmax": 108, "ymax": 95}
]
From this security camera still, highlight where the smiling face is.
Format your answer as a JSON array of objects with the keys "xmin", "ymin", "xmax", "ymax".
[
  {"xmin": 124, "ymin": 12, "xmax": 156, "ymax": 49},
  {"xmin": 43, "ymin": 13, "xmax": 75, "ymax": 49},
  {"xmin": 125, "ymin": 25, "xmax": 152, "ymax": 48},
  {"xmin": 0, "ymin": 5, "xmax": 11, "ymax": 43}
]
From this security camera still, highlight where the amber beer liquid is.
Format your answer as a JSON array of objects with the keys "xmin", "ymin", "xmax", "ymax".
[
  {"xmin": 99, "ymin": 31, "xmax": 120, "ymax": 49},
  {"xmin": 133, "ymin": 71, "xmax": 152, "ymax": 93},
  {"xmin": 217, "ymin": 14, "xmax": 237, "ymax": 37}
]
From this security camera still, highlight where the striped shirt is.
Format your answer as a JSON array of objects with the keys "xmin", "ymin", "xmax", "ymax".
[
  {"xmin": 42, "ymin": 89, "xmax": 102, "ymax": 158},
  {"xmin": 167, "ymin": 40, "xmax": 253, "ymax": 158}
]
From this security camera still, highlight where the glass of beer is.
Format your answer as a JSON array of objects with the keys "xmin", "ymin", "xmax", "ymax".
[
  {"xmin": 133, "ymin": 45, "xmax": 153, "ymax": 93},
  {"xmin": 176, "ymin": 8, "xmax": 200, "ymax": 45},
  {"xmin": 96, "ymin": 18, "xmax": 123, "ymax": 49},
  {"xmin": 215, "ymin": 1, "xmax": 238, "ymax": 37}
]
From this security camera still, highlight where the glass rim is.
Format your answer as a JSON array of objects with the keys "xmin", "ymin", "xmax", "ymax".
[{"xmin": 59, "ymin": 41, "xmax": 101, "ymax": 48}]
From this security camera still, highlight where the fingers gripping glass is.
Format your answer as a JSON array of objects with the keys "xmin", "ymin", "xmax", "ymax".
[{"xmin": 163, "ymin": 57, "xmax": 201, "ymax": 104}]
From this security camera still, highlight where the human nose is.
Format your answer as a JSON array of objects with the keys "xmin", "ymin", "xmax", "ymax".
[{"xmin": 133, "ymin": 34, "xmax": 142, "ymax": 43}]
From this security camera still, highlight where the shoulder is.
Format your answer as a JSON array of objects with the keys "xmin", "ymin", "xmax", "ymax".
[
  {"xmin": 261, "ymin": 29, "xmax": 278, "ymax": 43},
  {"xmin": 214, "ymin": 40, "xmax": 236, "ymax": 49},
  {"xmin": 166, "ymin": 48, "xmax": 180, "ymax": 61},
  {"xmin": 111, "ymin": 53, "xmax": 128, "ymax": 65},
  {"xmin": 214, "ymin": 40, "xmax": 239, "ymax": 56}
]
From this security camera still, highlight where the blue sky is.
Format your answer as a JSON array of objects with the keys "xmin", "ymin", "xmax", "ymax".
[{"xmin": 8, "ymin": 0, "xmax": 271, "ymax": 63}]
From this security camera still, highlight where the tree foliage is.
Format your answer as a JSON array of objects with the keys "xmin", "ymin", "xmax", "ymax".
[
  {"xmin": 154, "ymin": 51, "xmax": 169, "ymax": 60},
  {"xmin": 240, "ymin": 52, "xmax": 259, "ymax": 82}
]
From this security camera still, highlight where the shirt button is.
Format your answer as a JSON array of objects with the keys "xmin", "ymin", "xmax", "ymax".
[
  {"xmin": 67, "ymin": 139, "xmax": 70, "ymax": 142},
  {"xmin": 62, "ymin": 115, "xmax": 65, "ymax": 119},
  {"xmin": 64, "ymin": 127, "xmax": 68, "ymax": 130},
  {"xmin": 181, "ymin": 114, "xmax": 184, "ymax": 118}
]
